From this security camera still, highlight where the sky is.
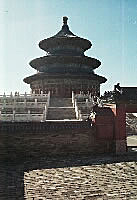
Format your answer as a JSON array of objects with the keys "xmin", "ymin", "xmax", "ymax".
[{"xmin": 0, "ymin": 0, "xmax": 137, "ymax": 95}]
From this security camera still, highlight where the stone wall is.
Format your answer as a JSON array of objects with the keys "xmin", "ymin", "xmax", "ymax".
[{"xmin": 0, "ymin": 121, "xmax": 114, "ymax": 160}]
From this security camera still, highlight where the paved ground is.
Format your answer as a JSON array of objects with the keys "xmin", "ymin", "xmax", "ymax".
[
  {"xmin": 1, "ymin": 136, "xmax": 137, "ymax": 199},
  {"xmin": 1, "ymin": 154, "xmax": 137, "ymax": 200},
  {"xmin": 127, "ymin": 135, "xmax": 137, "ymax": 146},
  {"xmin": 24, "ymin": 160, "xmax": 137, "ymax": 200},
  {"xmin": 133, "ymin": 113, "xmax": 137, "ymax": 117}
]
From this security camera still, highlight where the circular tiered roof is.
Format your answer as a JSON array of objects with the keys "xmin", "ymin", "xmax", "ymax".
[
  {"xmin": 24, "ymin": 16, "xmax": 107, "ymax": 88},
  {"xmin": 39, "ymin": 17, "xmax": 92, "ymax": 52}
]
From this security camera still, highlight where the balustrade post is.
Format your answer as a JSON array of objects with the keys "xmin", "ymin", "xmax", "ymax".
[
  {"xmin": 79, "ymin": 110, "xmax": 82, "ymax": 121},
  {"xmin": 47, "ymin": 91, "xmax": 50, "ymax": 107},
  {"xmin": 75, "ymin": 100, "xmax": 79, "ymax": 119},
  {"xmin": 72, "ymin": 91, "xmax": 74, "ymax": 104},
  {"xmin": 40, "ymin": 91, "xmax": 43, "ymax": 98},
  {"xmin": 13, "ymin": 97, "xmax": 16, "ymax": 107},
  {"xmin": 45, "ymin": 105, "xmax": 47, "ymax": 120},
  {"xmin": 24, "ymin": 92, "xmax": 27, "ymax": 98},
  {"xmin": 43, "ymin": 109, "xmax": 46, "ymax": 121},
  {"xmin": 13, "ymin": 110, "xmax": 15, "ymax": 121},
  {"xmin": 35, "ymin": 98, "xmax": 37, "ymax": 106},
  {"xmin": 24, "ymin": 98, "xmax": 26, "ymax": 106},
  {"xmin": 10, "ymin": 92, "xmax": 13, "ymax": 97},
  {"xmin": 75, "ymin": 100, "xmax": 77, "ymax": 112},
  {"xmin": 28, "ymin": 110, "xmax": 31, "ymax": 121},
  {"xmin": 3, "ymin": 99, "xmax": 6, "ymax": 107},
  {"xmin": 32, "ymin": 90, "xmax": 35, "ymax": 96}
]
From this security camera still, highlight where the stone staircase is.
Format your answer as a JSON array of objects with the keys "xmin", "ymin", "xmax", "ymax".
[{"xmin": 46, "ymin": 98, "xmax": 76, "ymax": 120}]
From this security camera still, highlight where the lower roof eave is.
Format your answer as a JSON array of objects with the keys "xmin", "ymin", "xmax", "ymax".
[{"xmin": 23, "ymin": 73, "xmax": 107, "ymax": 84}]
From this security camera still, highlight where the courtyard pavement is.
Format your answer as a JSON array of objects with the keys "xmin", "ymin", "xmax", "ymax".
[{"xmin": 1, "ymin": 153, "xmax": 137, "ymax": 200}]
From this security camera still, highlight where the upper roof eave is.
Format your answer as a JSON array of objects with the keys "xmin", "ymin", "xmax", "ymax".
[
  {"xmin": 39, "ymin": 36, "xmax": 92, "ymax": 52},
  {"xmin": 39, "ymin": 17, "xmax": 92, "ymax": 51}
]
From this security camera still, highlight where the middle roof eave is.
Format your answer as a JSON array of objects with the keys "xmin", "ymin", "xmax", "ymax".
[{"xmin": 29, "ymin": 55, "xmax": 101, "ymax": 70}]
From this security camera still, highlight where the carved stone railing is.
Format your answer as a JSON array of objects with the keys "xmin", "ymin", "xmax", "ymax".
[
  {"xmin": 0, "ymin": 92, "xmax": 49, "ymax": 103},
  {"xmin": 72, "ymin": 91, "xmax": 89, "ymax": 120},
  {"xmin": 0, "ymin": 102, "xmax": 48, "ymax": 109},
  {"xmin": 72, "ymin": 91, "xmax": 103, "ymax": 120},
  {"xmin": 0, "ymin": 113, "xmax": 44, "ymax": 122},
  {"xmin": 72, "ymin": 91, "xmax": 80, "ymax": 120},
  {"xmin": 0, "ymin": 91, "xmax": 51, "ymax": 122},
  {"xmin": 75, "ymin": 99, "xmax": 82, "ymax": 120},
  {"xmin": 0, "ymin": 92, "xmax": 49, "ymax": 98},
  {"xmin": 44, "ymin": 91, "xmax": 50, "ymax": 121}
]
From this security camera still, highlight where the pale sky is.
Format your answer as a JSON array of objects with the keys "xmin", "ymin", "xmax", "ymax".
[{"xmin": 0, "ymin": 0, "xmax": 137, "ymax": 95}]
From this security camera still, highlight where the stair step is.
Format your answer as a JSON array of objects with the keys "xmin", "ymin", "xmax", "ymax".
[
  {"xmin": 47, "ymin": 97, "xmax": 76, "ymax": 120},
  {"xmin": 49, "ymin": 98, "xmax": 72, "ymax": 107},
  {"xmin": 47, "ymin": 108, "xmax": 76, "ymax": 120}
]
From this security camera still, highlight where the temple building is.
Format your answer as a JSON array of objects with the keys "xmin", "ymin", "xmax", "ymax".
[
  {"xmin": 0, "ymin": 17, "xmax": 132, "ymax": 158},
  {"xmin": 0, "ymin": 17, "xmax": 107, "ymax": 122},
  {"xmin": 24, "ymin": 17, "xmax": 107, "ymax": 97}
]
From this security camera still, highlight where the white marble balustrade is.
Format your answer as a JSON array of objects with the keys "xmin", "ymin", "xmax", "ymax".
[{"xmin": 0, "ymin": 91, "xmax": 50, "ymax": 122}]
